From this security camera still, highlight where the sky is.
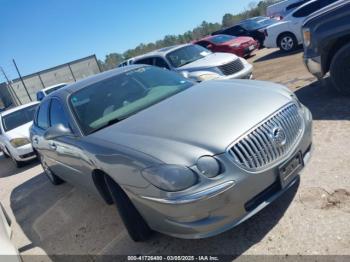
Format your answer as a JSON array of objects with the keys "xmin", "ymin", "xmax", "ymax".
[{"xmin": 0, "ymin": 0, "xmax": 254, "ymax": 76}]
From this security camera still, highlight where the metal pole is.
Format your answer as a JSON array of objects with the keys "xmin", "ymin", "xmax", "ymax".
[
  {"xmin": 37, "ymin": 73, "xmax": 45, "ymax": 88},
  {"xmin": 12, "ymin": 59, "xmax": 32, "ymax": 101},
  {"xmin": 67, "ymin": 63, "xmax": 76, "ymax": 82},
  {"xmin": 94, "ymin": 54, "xmax": 102, "ymax": 72},
  {"xmin": 0, "ymin": 66, "xmax": 22, "ymax": 105}
]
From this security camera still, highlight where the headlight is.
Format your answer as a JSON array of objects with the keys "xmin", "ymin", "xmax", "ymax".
[
  {"xmin": 303, "ymin": 28, "xmax": 311, "ymax": 47},
  {"xmin": 10, "ymin": 138, "xmax": 30, "ymax": 148},
  {"xmin": 196, "ymin": 73, "xmax": 220, "ymax": 82},
  {"xmin": 196, "ymin": 156, "xmax": 221, "ymax": 178},
  {"xmin": 230, "ymin": 43, "xmax": 241, "ymax": 48},
  {"xmin": 142, "ymin": 165, "xmax": 197, "ymax": 192},
  {"xmin": 291, "ymin": 93, "xmax": 302, "ymax": 108}
]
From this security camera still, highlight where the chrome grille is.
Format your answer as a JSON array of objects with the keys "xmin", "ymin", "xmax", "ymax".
[
  {"xmin": 227, "ymin": 104, "xmax": 303, "ymax": 170},
  {"xmin": 218, "ymin": 59, "xmax": 244, "ymax": 76}
]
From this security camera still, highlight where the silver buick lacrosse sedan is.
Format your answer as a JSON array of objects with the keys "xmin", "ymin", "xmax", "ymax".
[{"xmin": 30, "ymin": 65, "xmax": 312, "ymax": 241}]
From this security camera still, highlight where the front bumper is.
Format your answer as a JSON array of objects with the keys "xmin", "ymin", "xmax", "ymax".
[
  {"xmin": 8, "ymin": 143, "xmax": 36, "ymax": 162},
  {"xmin": 303, "ymin": 56, "xmax": 323, "ymax": 79},
  {"xmin": 130, "ymin": 107, "xmax": 313, "ymax": 239}
]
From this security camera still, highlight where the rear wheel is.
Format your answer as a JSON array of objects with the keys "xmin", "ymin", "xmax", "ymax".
[
  {"xmin": 278, "ymin": 33, "xmax": 297, "ymax": 52},
  {"xmin": 104, "ymin": 175, "xmax": 153, "ymax": 242},
  {"xmin": 330, "ymin": 42, "xmax": 350, "ymax": 96},
  {"xmin": 40, "ymin": 155, "xmax": 64, "ymax": 185}
]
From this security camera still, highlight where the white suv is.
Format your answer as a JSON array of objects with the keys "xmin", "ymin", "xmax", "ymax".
[
  {"xmin": 264, "ymin": 0, "xmax": 338, "ymax": 52},
  {"xmin": 0, "ymin": 102, "xmax": 39, "ymax": 167}
]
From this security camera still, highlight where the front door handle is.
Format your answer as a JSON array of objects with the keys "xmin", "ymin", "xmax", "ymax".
[
  {"xmin": 33, "ymin": 137, "xmax": 39, "ymax": 144},
  {"xmin": 49, "ymin": 143, "xmax": 57, "ymax": 150}
]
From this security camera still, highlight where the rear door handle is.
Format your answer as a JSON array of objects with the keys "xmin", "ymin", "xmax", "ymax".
[{"xmin": 49, "ymin": 143, "xmax": 57, "ymax": 150}]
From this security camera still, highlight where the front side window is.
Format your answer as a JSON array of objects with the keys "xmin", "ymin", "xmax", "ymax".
[
  {"xmin": 166, "ymin": 45, "xmax": 211, "ymax": 68},
  {"xmin": 37, "ymin": 100, "xmax": 50, "ymax": 130},
  {"xmin": 50, "ymin": 99, "xmax": 69, "ymax": 128},
  {"xmin": 70, "ymin": 66, "xmax": 193, "ymax": 135},
  {"xmin": 2, "ymin": 104, "xmax": 38, "ymax": 132},
  {"xmin": 154, "ymin": 57, "xmax": 170, "ymax": 69}
]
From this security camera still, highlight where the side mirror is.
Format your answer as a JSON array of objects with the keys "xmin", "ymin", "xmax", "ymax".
[
  {"xmin": 44, "ymin": 124, "xmax": 72, "ymax": 140},
  {"xmin": 207, "ymin": 44, "xmax": 213, "ymax": 49}
]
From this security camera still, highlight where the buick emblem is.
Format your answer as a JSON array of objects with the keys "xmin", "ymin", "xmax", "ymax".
[{"xmin": 270, "ymin": 126, "xmax": 287, "ymax": 147}]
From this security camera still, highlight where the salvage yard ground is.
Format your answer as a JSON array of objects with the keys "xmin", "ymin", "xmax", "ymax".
[{"xmin": 1, "ymin": 48, "xmax": 350, "ymax": 260}]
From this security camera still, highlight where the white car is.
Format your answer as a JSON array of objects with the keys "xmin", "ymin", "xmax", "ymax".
[
  {"xmin": 0, "ymin": 102, "xmax": 39, "ymax": 167},
  {"xmin": 128, "ymin": 44, "xmax": 253, "ymax": 82},
  {"xmin": 0, "ymin": 202, "xmax": 21, "ymax": 262},
  {"xmin": 264, "ymin": 0, "xmax": 338, "ymax": 52},
  {"xmin": 36, "ymin": 83, "xmax": 67, "ymax": 101},
  {"xmin": 266, "ymin": 0, "xmax": 309, "ymax": 19}
]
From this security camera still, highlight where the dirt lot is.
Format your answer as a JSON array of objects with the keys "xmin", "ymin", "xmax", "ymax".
[{"xmin": 1, "ymin": 48, "xmax": 350, "ymax": 260}]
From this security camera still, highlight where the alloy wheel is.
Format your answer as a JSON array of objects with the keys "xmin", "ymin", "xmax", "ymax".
[{"xmin": 280, "ymin": 36, "xmax": 294, "ymax": 51}]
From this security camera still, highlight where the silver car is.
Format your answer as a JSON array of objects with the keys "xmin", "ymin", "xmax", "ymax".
[
  {"xmin": 128, "ymin": 44, "xmax": 253, "ymax": 82},
  {"xmin": 30, "ymin": 65, "xmax": 312, "ymax": 241}
]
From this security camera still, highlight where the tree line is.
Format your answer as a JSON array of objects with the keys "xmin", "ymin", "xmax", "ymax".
[{"xmin": 98, "ymin": 0, "xmax": 279, "ymax": 71}]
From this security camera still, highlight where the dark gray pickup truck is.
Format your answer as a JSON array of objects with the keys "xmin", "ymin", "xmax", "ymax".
[{"xmin": 302, "ymin": 0, "xmax": 350, "ymax": 95}]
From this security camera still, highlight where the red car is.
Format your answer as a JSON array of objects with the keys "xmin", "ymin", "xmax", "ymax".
[{"xmin": 194, "ymin": 34, "xmax": 259, "ymax": 58}]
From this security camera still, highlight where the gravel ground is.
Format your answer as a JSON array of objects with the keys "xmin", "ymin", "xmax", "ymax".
[{"xmin": 0, "ymin": 48, "xmax": 350, "ymax": 260}]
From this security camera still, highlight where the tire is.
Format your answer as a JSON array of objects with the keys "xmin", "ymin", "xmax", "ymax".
[
  {"xmin": 278, "ymin": 33, "xmax": 297, "ymax": 52},
  {"xmin": 40, "ymin": 154, "xmax": 64, "ymax": 185},
  {"xmin": 330, "ymin": 42, "xmax": 350, "ymax": 96},
  {"xmin": 8, "ymin": 152, "xmax": 24, "ymax": 168},
  {"xmin": 104, "ymin": 175, "xmax": 153, "ymax": 242}
]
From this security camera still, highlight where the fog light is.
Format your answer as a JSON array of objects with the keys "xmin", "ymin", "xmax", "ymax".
[{"xmin": 196, "ymin": 156, "xmax": 221, "ymax": 178}]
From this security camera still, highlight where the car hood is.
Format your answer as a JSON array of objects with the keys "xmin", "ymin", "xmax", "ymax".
[
  {"xmin": 220, "ymin": 37, "xmax": 254, "ymax": 46},
  {"xmin": 176, "ymin": 52, "xmax": 238, "ymax": 71},
  {"xmin": 4, "ymin": 122, "xmax": 32, "ymax": 140},
  {"xmin": 90, "ymin": 80, "xmax": 293, "ymax": 166}
]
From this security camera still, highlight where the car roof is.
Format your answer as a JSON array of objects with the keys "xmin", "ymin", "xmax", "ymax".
[
  {"xmin": 132, "ymin": 44, "xmax": 190, "ymax": 61},
  {"xmin": 42, "ymin": 83, "xmax": 67, "ymax": 92},
  {"xmin": 49, "ymin": 64, "xmax": 147, "ymax": 97},
  {"xmin": 0, "ymin": 101, "xmax": 39, "ymax": 117}
]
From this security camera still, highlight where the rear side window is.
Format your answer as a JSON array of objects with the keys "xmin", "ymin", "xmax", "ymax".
[
  {"xmin": 286, "ymin": 0, "xmax": 309, "ymax": 11},
  {"xmin": 37, "ymin": 100, "xmax": 50, "ymax": 129},
  {"xmin": 134, "ymin": 57, "xmax": 153, "ymax": 65},
  {"xmin": 226, "ymin": 26, "xmax": 246, "ymax": 36},
  {"xmin": 50, "ymin": 99, "xmax": 69, "ymax": 128}
]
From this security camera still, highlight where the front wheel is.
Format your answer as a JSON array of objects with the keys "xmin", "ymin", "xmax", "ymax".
[
  {"xmin": 104, "ymin": 175, "xmax": 153, "ymax": 242},
  {"xmin": 8, "ymin": 151, "xmax": 24, "ymax": 168},
  {"xmin": 278, "ymin": 33, "xmax": 297, "ymax": 52},
  {"xmin": 330, "ymin": 42, "xmax": 350, "ymax": 96}
]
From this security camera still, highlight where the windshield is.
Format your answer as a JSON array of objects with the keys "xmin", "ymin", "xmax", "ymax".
[
  {"xmin": 166, "ymin": 45, "xmax": 212, "ymax": 68},
  {"xmin": 70, "ymin": 66, "xmax": 194, "ymax": 135},
  {"xmin": 210, "ymin": 35, "xmax": 236, "ymax": 44},
  {"xmin": 45, "ymin": 84, "xmax": 66, "ymax": 95},
  {"xmin": 2, "ymin": 104, "xmax": 38, "ymax": 132}
]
